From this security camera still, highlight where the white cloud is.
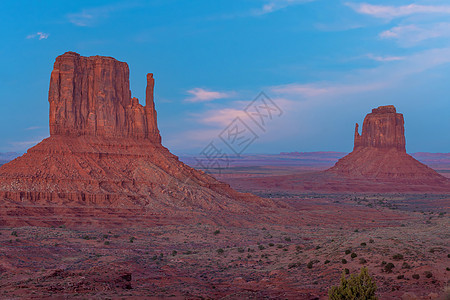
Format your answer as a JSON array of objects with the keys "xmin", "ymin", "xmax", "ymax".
[
  {"xmin": 26, "ymin": 32, "xmax": 49, "ymax": 40},
  {"xmin": 366, "ymin": 54, "xmax": 405, "ymax": 62},
  {"xmin": 198, "ymin": 108, "xmax": 248, "ymax": 127},
  {"xmin": 346, "ymin": 3, "xmax": 450, "ymax": 19},
  {"xmin": 380, "ymin": 23, "xmax": 450, "ymax": 46},
  {"xmin": 185, "ymin": 88, "xmax": 233, "ymax": 103},
  {"xmin": 252, "ymin": 0, "xmax": 316, "ymax": 16},
  {"xmin": 67, "ymin": 2, "xmax": 139, "ymax": 27},
  {"xmin": 271, "ymin": 47, "xmax": 450, "ymax": 101}
]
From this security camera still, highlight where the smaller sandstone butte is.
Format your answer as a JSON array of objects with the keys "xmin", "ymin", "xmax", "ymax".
[
  {"xmin": 0, "ymin": 52, "xmax": 269, "ymax": 227},
  {"xmin": 328, "ymin": 105, "xmax": 447, "ymax": 182}
]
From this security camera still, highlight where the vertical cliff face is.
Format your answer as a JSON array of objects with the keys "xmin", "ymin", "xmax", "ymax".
[
  {"xmin": 353, "ymin": 105, "xmax": 406, "ymax": 152},
  {"xmin": 49, "ymin": 51, "xmax": 161, "ymax": 142}
]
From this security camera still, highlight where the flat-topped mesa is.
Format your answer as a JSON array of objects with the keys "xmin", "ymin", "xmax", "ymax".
[
  {"xmin": 49, "ymin": 51, "xmax": 161, "ymax": 143},
  {"xmin": 353, "ymin": 105, "xmax": 405, "ymax": 152}
]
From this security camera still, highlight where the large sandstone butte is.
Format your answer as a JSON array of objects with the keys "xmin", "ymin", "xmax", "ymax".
[
  {"xmin": 0, "ymin": 52, "xmax": 268, "ymax": 226},
  {"xmin": 328, "ymin": 105, "xmax": 447, "ymax": 182}
]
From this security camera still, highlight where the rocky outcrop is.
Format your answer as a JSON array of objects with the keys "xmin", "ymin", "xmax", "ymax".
[
  {"xmin": 353, "ymin": 105, "xmax": 405, "ymax": 151},
  {"xmin": 49, "ymin": 52, "xmax": 160, "ymax": 142},
  {"xmin": 0, "ymin": 52, "xmax": 267, "ymax": 225},
  {"xmin": 328, "ymin": 105, "xmax": 447, "ymax": 182}
]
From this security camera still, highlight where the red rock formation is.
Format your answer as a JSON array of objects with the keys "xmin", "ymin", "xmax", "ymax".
[
  {"xmin": 353, "ymin": 105, "xmax": 405, "ymax": 151},
  {"xmin": 0, "ymin": 52, "xmax": 267, "ymax": 225},
  {"xmin": 49, "ymin": 52, "xmax": 161, "ymax": 142},
  {"xmin": 328, "ymin": 105, "xmax": 447, "ymax": 182}
]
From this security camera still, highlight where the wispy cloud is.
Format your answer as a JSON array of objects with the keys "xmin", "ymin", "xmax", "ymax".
[
  {"xmin": 252, "ymin": 0, "xmax": 316, "ymax": 15},
  {"xmin": 185, "ymin": 88, "xmax": 234, "ymax": 103},
  {"xmin": 366, "ymin": 53, "xmax": 405, "ymax": 62},
  {"xmin": 26, "ymin": 32, "xmax": 49, "ymax": 40},
  {"xmin": 67, "ymin": 2, "xmax": 139, "ymax": 27},
  {"xmin": 25, "ymin": 126, "xmax": 43, "ymax": 131},
  {"xmin": 271, "ymin": 82, "xmax": 385, "ymax": 98},
  {"xmin": 198, "ymin": 108, "xmax": 248, "ymax": 126},
  {"xmin": 271, "ymin": 47, "xmax": 450, "ymax": 101},
  {"xmin": 380, "ymin": 23, "xmax": 450, "ymax": 46},
  {"xmin": 346, "ymin": 3, "xmax": 450, "ymax": 19}
]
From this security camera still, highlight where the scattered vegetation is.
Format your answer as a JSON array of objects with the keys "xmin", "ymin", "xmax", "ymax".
[
  {"xmin": 359, "ymin": 258, "xmax": 367, "ymax": 264},
  {"xmin": 213, "ymin": 230, "xmax": 220, "ymax": 235},
  {"xmin": 345, "ymin": 250, "xmax": 351, "ymax": 255},
  {"xmin": 328, "ymin": 267, "xmax": 378, "ymax": 300},
  {"xmin": 217, "ymin": 248, "xmax": 224, "ymax": 254},
  {"xmin": 412, "ymin": 274, "xmax": 420, "ymax": 280},
  {"xmin": 424, "ymin": 271, "xmax": 433, "ymax": 278},
  {"xmin": 11, "ymin": 231, "xmax": 18, "ymax": 237},
  {"xmin": 351, "ymin": 253, "xmax": 358, "ymax": 259},
  {"xmin": 342, "ymin": 259, "xmax": 347, "ymax": 264}
]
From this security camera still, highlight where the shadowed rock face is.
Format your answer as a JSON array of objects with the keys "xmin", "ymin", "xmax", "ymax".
[
  {"xmin": 49, "ymin": 52, "xmax": 160, "ymax": 142},
  {"xmin": 0, "ymin": 52, "xmax": 267, "ymax": 224},
  {"xmin": 328, "ymin": 105, "xmax": 447, "ymax": 182}
]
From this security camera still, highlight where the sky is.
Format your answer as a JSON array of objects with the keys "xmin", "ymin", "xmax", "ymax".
[{"xmin": 0, "ymin": 0, "xmax": 449, "ymax": 155}]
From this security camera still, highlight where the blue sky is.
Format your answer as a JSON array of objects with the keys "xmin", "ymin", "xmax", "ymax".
[{"xmin": 0, "ymin": 0, "xmax": 449, "ymax": 155}]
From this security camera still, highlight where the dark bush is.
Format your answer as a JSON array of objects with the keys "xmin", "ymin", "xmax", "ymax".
[
  {"xmin": 412, "ymin": 274, "xmax": 420, "ymax": 279},
  {"xmin": 359, "ymin": 258, "xmax": 367, "ymax": 264},
  {"xmin": 217, "ymin": 248, "xmax": 224, "ymax": 254},
  {"xmin": 384, "ymin": 263, "xmax": 395, "ymax": 273},
  {"xmin": 345, "ymin": 249, "xmax": 351, "ymax": 255},
  {"xmin": 424, "ymin": 271, "xmax": 433, "ymax": 278},
  {"xmin": 342, "ymin": 259, "xmax": 347, "ymax": 264},
  {"xmin": 392, "ymin": 254, "xmax": 404, "ymax": 260},
  {"xmin": 307, "ymin": 261, "xmax": 314, "ymax": 269},
  {"xmin": 213, "ymin": 230, "xmax": 220, "ymax": 235},
  {"xmin": 351, "ymin": 253, "xmax": 357, "ymax": 259}
]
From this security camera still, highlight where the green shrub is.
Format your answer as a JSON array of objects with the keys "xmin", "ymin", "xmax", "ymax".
[
  {"xmin": 344, "ymin": 268, "xmax": 350, "ymax": 274},
  {"xmin": 284, "ymin": 237, "xmax": 291, "ymax": 242},
  {"xmin": 325, "ymin": 260, "xmax": 330, "ymax": 264},
  {"xmin": 360, "ymin": 242, "xmax": 367, "ymax": 246},
  {"xmin": 412, "ymin": 274, "xmax": 420, "ymax": 279},
  {"xmin": 217, "ymin": 248, "xmax": 224, "ymax": 254},
  {"xmin": 104, "ymin": 241, "xmax": 110, "ymax": 245},
  {"xmin": 342, "ymin": 259, "xmax": 347, "ymax": 264},
  {"xmin": 351, "ymin": 253, "xmax": 357, "ymax": 259},
  {"xmin": 397, "ymin": 275, "xmax": 404, "ymax": 279},
  {"xmin": 269, "ymin": 243, "xmax": 274, "ymax": 247},
  {"xmin": 328, "ymin": 267, "xmax": 378, "ymax": 300},
  {"xmin": 359, "ymin": 258, "xmax": 367, "ymax": 264},
  {"xmin": 11, "ymin": 231, "xmax": 18, "ymax": 237},
  {"xmin": 213, "ymin": 230, "xmax": 220, "ymax": 235},
  {"xmin": 424, "ymin": 271, "xmax": 432, "ymax": 278},
  {"xmin": 401, "ymin": 262, "xmax": 411, "ymax": 269},
  {"xmin": 258, "ymin": 245, "xmax": 265, "ymax": 250},
  {"xmin": 237, "ymin": 247, "xmax": 245, "ymax": 253},
  {"xmin": 307, "ymin": 261, "xmax": 314, "ymax": 269},
  {"xmin": 369, "ymin": 239, "xmax": 374, "ymax": 243},
  {"xmin": 172, "ymin": 250, "xmax": 177, "ymax": 256},
  {"xmin": 345, "ymin": 250, "xmax": 351, "ymax": 255}
]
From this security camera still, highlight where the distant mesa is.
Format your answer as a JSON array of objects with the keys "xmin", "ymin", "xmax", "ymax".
[
  {"xmin": 327, "ymin": 105, "xmax": 447, "ymax": 182},
  {"xmin": 0, "ymin": 52, "xmax": 267, "ymax": 226}
]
